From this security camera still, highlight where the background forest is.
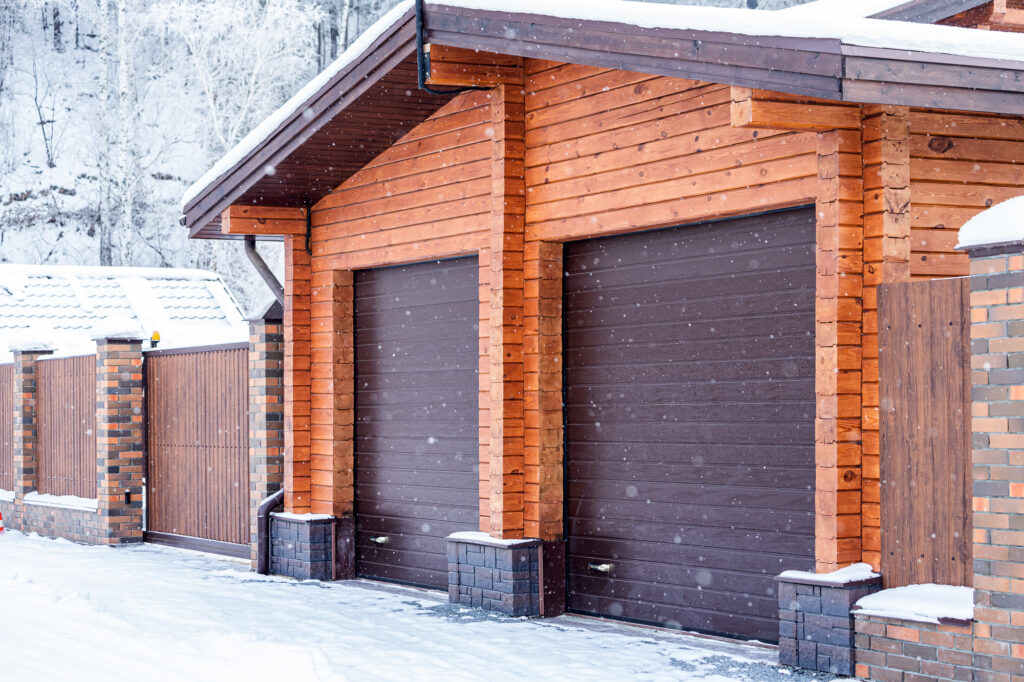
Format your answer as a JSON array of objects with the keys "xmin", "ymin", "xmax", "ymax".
[{"xmin": 0, "ymin": 0, "xmax": 803, "ymax": 311}]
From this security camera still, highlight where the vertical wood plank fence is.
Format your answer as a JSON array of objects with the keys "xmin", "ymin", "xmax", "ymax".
[
  {"xmin": 37, "ymin": 355, "xmax": 97, "ymax": 498},
  {"xmin": 0, "ymin": 363, "xmax": 13, "ymax": 491},
  {"xmin": 145, "ymin": 343, "xmax": 249, "ymax": 551},
  {"xmin": 878, "ymin": 277, "xmax": 972, "ymax": 587}
]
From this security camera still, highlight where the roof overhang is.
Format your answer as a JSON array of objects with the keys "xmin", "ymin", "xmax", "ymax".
[
  {"xmin": 871, "ymin": 0, "xmax": 991, "ymax": 23},
  {"xmin": 181, "ymin": 0, "xmax": 1024, "ymax": 238}
]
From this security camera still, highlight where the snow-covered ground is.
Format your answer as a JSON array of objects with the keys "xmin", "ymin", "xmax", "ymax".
[{"xmin": 0, "ymin": 531, "xmax": 839, "ymax": 681}]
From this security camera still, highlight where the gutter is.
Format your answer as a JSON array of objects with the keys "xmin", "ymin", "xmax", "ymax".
[
  {"xmin": 256, "ymin": 489, "xmax": 285, "ymax": 575},
  {"xmin": 244, "ymin": 236, "xmax": 285, "ymax": 306}
]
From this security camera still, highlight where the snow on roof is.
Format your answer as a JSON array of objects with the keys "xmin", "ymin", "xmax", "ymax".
[
  {"xmin": 854, "ymin": 584, "xmax": 975, "ymax": 624},
  {"xmin": 0, "ymin": 264, "xmax": 247, "ymax": 361},
  {"xmin": 180, "ymin": 0, "xmax": 416, "ymax": 212},
  {"xmin": 779, "ymin": 0, "xmax": 911, "ymax": 18},
  {"xmin": 430, "ymin": 0, "xmax": 1024, "ymax": 61},
  {"xmin": 777, "ymin": 562, "xmax": 881, "ymax": 586},
  {"xmin": 182, "ymin": 0, "xmax": 1024, "ymax": 219},
  {"xmin": 956, "ymin": 195, "xmax": 1024, "ymax": 249}
]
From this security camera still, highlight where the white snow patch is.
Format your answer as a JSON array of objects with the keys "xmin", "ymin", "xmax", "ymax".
[
  {"xmin": 180, "ymin": 0, "xmax": 416, "ymax": 211},
  {"xmin": 778, "ymin": 562, "xmax": 880, "ymax": 586},
  {"xmin": 270, "ymin": 512, "xmax": 334, "ymax": 521},
  {"xmin": 855, "ymin": 584, "xmax": 975, "ymax": 624},
  {"xmin": 447, "ymin": 531, "xmax": 539, "ymax": 547},
  {"xmin": 23, "ymin": 492, "xmax": 98, "ymax": 512},
  {"xmin": 428, "ymin": 0, "xmax": 1024, "ymax": 62},
  {"xmin": 8, "ymin": 327, "xmax": 57, "ymax": 353},
  {"xmin": 90, "ymin": 315, "xmax": 146, "ymax": 341},
  {"xmin": 956, "ymin": 195, "xmax": 1024, "ymax": 249},
  {"xmin": 780, "ymin": 0, "xmax": 909, "ymax": 18},
  {"xmin": 0, "ymin": 530, "xmax": 795, "ymax": 682},
  {"xmin": 0, "ymin": 263, "xmax": 225, "ymax": 281},
  {"xmin": 0, "ymin": 489, "xmax": 15, "ymax": 502}
]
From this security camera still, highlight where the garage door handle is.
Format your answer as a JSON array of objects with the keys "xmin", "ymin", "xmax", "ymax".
[
  {"xmin": 588, "ymin": 562, "xmax": 613, "ymax": 573},
  {"xmin": 370, "ymin": 535, "xmax": 389, "ymax": 545}
]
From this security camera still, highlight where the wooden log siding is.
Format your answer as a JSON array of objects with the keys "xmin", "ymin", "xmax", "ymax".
[
  {"xmin": 145, "ymin": 346, "xmax": 249, "ymax": 545},
  {"xmin": 302, "ymin": 89, "xmax": 495, "ymax": 523},
  {"xmin": 36, "ymin": 355, "xmax": 96, "ymax": 499},
  {"xmin": 909, "ymin": 109, "xmax": 1024, "ymax": 279},
  {"xmin": 0, "ymin": 363, "xmax": 13, "ymax": 492}
]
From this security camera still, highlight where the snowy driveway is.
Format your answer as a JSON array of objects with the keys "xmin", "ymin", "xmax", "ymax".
[{"xmin": 0, "ymin": 531, "xmax": 838, "ymax": 681}]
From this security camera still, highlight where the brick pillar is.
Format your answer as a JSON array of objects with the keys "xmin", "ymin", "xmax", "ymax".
[
  {"xmin": 12, "ymin": 348, "xmax": 53, "ymax": 498},
  {"xmin": 964, "ymin": 241, "xmax": 1024, "ymax": 679},
  {"xmin": 95, "ymin": 337, "xmax": 145, "ymax": 544},
  {"xmin": 248, "ymin": 301, "xmax": 285, "ymax": 566}
]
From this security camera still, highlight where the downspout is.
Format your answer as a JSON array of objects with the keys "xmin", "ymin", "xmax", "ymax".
[
  {"xmin": 257, "ymin": 489, "xmax": 285, "ymax": 575},
  {"xmin": 244, "ymin": 236, "xmax": 284, "ymax": 306}
]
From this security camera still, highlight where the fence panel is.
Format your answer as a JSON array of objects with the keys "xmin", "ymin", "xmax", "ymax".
[
  {"xmin": 0, "ymin": 363, "xmax": 14, "ymax": 491},
  {"xmin": 878, "ymin": 277, "xmax": 971, "ymax": 587},
  {"xmin": 37, "ymin": 355, "xmax": 97, "ymax": 499},
  {"xmin": 145, "ymin": 344, "xmax": 249, "ymax": 552}
]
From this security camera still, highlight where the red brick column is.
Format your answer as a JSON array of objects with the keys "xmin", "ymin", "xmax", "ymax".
[
  {"xmin": 248, "ymin": 302, "xmax": 285, "ymax": 565},
  {"xmin": 95, "ymin": 337, "xmax": 145, "ymax": 544},
  {"xmin": 13, "ymin": 348, "xmax": 53, "ymax": 498},
  {"xmin": 965, "ymin": 245, "xmax": 1024, "ymax": 678}
]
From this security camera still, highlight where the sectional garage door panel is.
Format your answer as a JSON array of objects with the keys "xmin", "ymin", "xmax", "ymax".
[
  {"xmin": 564, "ymin": 208, "xmax": 816, "ymax": 641},
  {"xmin": 354, "ymin": 257, "xmax": 479, "ymax": 589}
]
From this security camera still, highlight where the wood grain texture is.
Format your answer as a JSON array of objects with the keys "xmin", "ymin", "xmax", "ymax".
[
  {"xmin": 36, "ymin": 355, "xmax": 96, "ymax": 499},
  {"xmin": 145, "ymin": 347, "xmax": 249, "ymax": 547},
  {"xmin": 878, "ymin": 278, "xmax": 971, "ymax": 588},
  {"xmin": 563, "ymin": 208, "xmax": 816, "ymax": 642}
]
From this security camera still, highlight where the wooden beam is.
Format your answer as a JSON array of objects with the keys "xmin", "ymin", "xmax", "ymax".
[
  {"xmin": 731, "ymin": 86, "xmax": 861, "ymax": 131},
  {"xmin": 425, "ymin": 44, "xmax": 523, "ymax": 88},
  {"xmin": 220, "ymin": 205, "xmax": 306, "ymax": 236}
]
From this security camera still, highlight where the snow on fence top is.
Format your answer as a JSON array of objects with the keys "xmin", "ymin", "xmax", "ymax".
[
  {"xmin": 956, "ymin": 195, "xmax": 1024, "ymax": 250},
  {"xmin": 854, "ymin": 584, "xmax": 975, "ymax": 624},
  {"xmin": 181, "ymin": 0, "xmax": 1024, "ymax": 217},
  {"xmin": 0, "ymin": 264, "xmax": 247, "ymax": 361}
]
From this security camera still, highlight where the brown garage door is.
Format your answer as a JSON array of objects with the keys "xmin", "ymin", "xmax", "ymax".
[
  {"xmin": 354, "ymin": 256, "xmax": 479, "ymax": 589},
  {"xmin": 564, "ymin": 208, "xmax": 816, "ymax": 641}
]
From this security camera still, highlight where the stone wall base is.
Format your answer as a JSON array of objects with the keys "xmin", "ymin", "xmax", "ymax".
[
  {"xmin": 0, "ymin": 497, "xmax": 106, "ymax": 544},
  {"xmin": 776, "ymin": 573, "xmax": 882, "ymax": 676},
  {"xmin": 853, "ymin": 614, "xmax": 1015, "ymax": 681},
  {"xmin": 446, "ymin": 534, "xmax": 566, "ymax": 617},
  {"xmin": 269, "ymin": 514, "xmax": 353, "ymax": 580}
]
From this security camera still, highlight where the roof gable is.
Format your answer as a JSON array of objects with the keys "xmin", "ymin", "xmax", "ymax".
[{"xmin": 180, "ymin": 0, "xmax": 1024, "ymax": 237}]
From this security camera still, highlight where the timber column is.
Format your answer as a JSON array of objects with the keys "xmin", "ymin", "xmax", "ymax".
[
  {"xmin": 962, "ymin": 227, "xmax": 1024, "ymax": 680},
  {"xmin": 94, "ymin": 335, "xmax": 145, "ymax": 544}
]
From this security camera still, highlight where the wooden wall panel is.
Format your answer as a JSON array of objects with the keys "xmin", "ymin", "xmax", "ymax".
[
  {"xmin": 310, "ymin": 90, "xmax": 494, "ymax": 528},
  {"xmin": 37, "ymin": 355, "xmax": 96, "ymax": 499},
  {"xmin": 878, "ymin": 278, "xmax": 971, "ymax": 587},
  {"xmin": 909, "ymin": 110, "xmax": 1024, "ymax": 279},
  {"xmin": 523, "ymin": 64, "xmax": 819, "ymax": 243},
  {"xmin": 0, "ymin": 363, "xmax": 14, "ymax": 492}
]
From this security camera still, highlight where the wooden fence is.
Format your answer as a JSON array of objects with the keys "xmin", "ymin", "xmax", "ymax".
[
  {"xmin": 145, "ymin": 343, "xmax": 249, "ymax": 551},
  {"xmin": 878, "ymin": 278, "xmax": 972, "ymax": 588},
  {"xmin": 0, "ymin": 363, "xmax": 13, "ymax": 491},
  {"xmin": 37, "ymin": 355, "xmax": 97, "ymax": 498}
]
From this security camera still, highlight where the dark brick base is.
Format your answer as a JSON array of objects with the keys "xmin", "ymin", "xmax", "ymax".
[
  {"xmin": 270, "ymin": 513, "xmax": 353, "ymax": 580},
  {"xmin": 0, "ymin": 496, "xmax": 105, "ymax": 543},
  {"xmin": 776, "ymin": 572, "xmax": 882, "ymax": 676},
  {"xmin": 446, "ymin": 533, "xmax": 543, "ymax": 617}
]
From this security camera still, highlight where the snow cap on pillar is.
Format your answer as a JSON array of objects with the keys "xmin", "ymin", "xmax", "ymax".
[
  {"xmin": 956, "ymin": 195, "xmax": 1024, "ymax": 255},
  {"xmin": 90, "ymin": 315, "xmax": 146, "ymax": 342}
]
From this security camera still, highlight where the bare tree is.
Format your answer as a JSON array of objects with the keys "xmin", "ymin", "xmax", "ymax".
[{"xmin": 19, "ymin": 42, "xmax": 64, "ymax": 168}]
